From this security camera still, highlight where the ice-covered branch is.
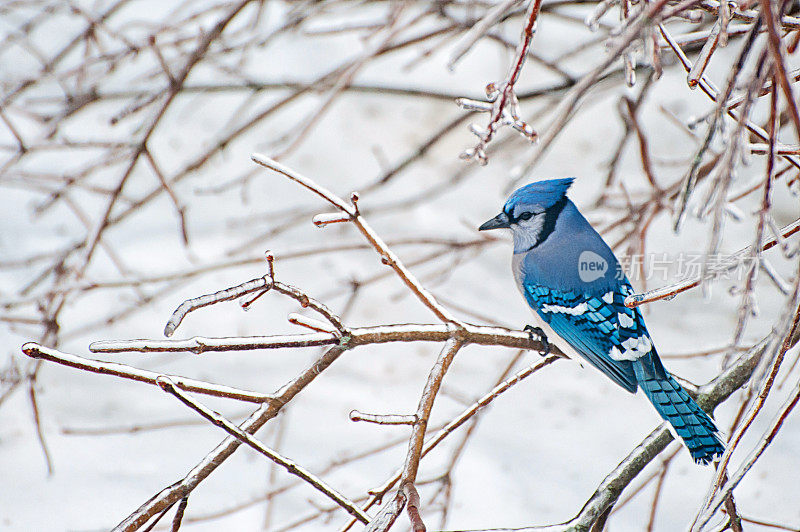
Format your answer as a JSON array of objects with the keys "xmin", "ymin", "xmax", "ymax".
[
  {"xmin": 89, "ymin": 323, "xmax": 554, "ymax": 355},
  {"xmin": 155, "ymin": 377, "xmax": 370, "ymax": 524},
  {"xmin": 341, "ymin": 353, "xmax": 562, "ymax": 532},
  {"xmin": 626, "ymin": 217, "xmax": 800, "ymax": 308},
  {"xmin": 111, "ymin": 344, "xmax": 349, "ymax": 532},
  {"xmin": 21, "ymin": 343, "xmax": 271, "ymax": 403},
  {"xmin": 251, "ymin": 154, "xmax": 464, "ymax": 327},
  {"xmin": 515, "ymin": 335, "xmax": 772, "ymax": 531},
  {"xmin": 456, "ymin": 0, "xmax": 542, "ymax": 164}
]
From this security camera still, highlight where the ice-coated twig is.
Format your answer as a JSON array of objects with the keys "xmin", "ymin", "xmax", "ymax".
[
  {"xmin": 622, "ymin": 94, "xmax": 660, "ymax": 190},
  {"xmin": 155, "ymin": 377, "xmax": 371, "ymax": 525},
  {"xmin": 350, "ymin": 411, "xmax": 417, "ymax": 425},
  {"xmin": 91, "ymin": 332, "xmax": 338, "ymax": 354},
  {"xmin": 448, "ymin": 0, "xmax": 524, "ymax": 69},
  {"xmin": 620, "ymin": 0, "xmax": 636, "ymax": 88},
  {"xmin": 171, "ymin": 497, "xmax": 189, "ymax": 532},
  {"xmin": 21, "ymin": 343, "xmax": 271, "ymax": 403},
  {"xmin": 456, "ymin": 82, "xmax": 537, "ymax": 165},
  {"xmin": 312, "ymin": 212, "xmax": 351, "ymax": 227},
  {"xmin": 365, "ymin": 338, "xmax": 464, "ymax": 532},
  {"xmin": 717, "ymin": 0, "xmax": 730, "ymax": 47},
  {"xmin": 112, "ymin": 344, "xmax": 348, "ymax": 531},
  {"xmin": 610, "ymin": 447, "xmax": 681, "ymax": 519},
  {"xmin": 403, "ymin": 483, "xmax": 425, "ymax": 532},
  {"xmin": 164, "ymin": 276, "xmax": 272, "ymax": 337},
  {"xmin": 625, "ymin": 217, "xmax": 800, "ymax": 308},
  {"xmin": 748, "ymin": 143, "xmax": 800, "ymax": 155},
  {"xmin": 271, "ymin": 278, "xmax": 348, "ymax": 334},
  {"xmin": 696, "ymin": 0, "xmax": 800, "ymax": 30},
  {"xmin": 89, "ymin": 323, "xmax": 553, "ymax": 355},
  {"xmin": 687, "ymin": 21, "xmax": 721, "ymax": 88},
  {"xmin": 288, "ymin": 313, "xmax": 339, "ymax": 334},
  {"xmin": 760, "ymin": 258, "xmax": 793, "ymax": 295},
  {"xmin": 585, "ymin": 0, "xmax": 618, "ymax": 31},
  {"xmin": 164, "ymin": 263, "xmax": 348, "ymax": 338},
  {"xmin": 758, "ymin": 0, "xmax": 800, "ymax": 144},
  {"xmin": 363, "ymin": 491, "xmax": 406, "ymax": 532},
  {"xmin": 251, "ymin": 154, "xmax": 463, "ymax": 327},
  {"xmin": 456, "ymin": 0, "xmax": 542, "ymax": 165}
]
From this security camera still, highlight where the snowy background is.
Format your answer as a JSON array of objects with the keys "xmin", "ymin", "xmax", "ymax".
[{"xmin": 1, "ymin": 1, "xmax": 799, "ymax": 531}]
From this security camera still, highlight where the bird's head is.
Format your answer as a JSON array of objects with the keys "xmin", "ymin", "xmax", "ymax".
[{"xmin": 479, "ymin": 178, "xmax": 574, "ymax": 252}]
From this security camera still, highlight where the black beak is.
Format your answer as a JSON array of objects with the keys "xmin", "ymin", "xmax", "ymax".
[{"xmin": 479, "ymin": 212, "xmax": 511, "ymax": 231}]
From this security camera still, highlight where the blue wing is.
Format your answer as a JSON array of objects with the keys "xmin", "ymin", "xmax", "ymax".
[{"xmin": 522, "ymin": 282, "xmax": 651, "ymax": 393}]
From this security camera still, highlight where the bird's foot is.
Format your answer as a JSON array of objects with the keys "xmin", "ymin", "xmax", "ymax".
[{"xmin": 524, "ymin": 325, "xmax": 550, "ymax": 356}]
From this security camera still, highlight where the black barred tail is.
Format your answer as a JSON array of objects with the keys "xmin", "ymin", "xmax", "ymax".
[{"xmin": 634, "ymin": 355, "xmax": 724, "ymax": 465}]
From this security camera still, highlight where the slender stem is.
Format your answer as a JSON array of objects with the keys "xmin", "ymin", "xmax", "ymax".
[
  {"xmin": 251, "ymin": 154, "xmax": 463, "ymax": 326},
  {"xmin": 88, "ymin": 323, "xmax": 553, "ymax": 355},
  {"xmin": 156, "ymin": 377, "xmax": 370, "ymax": 524},
  {"xmin": 626, "ymin": 218, "xmax": 800, "ymax": 307},
  {"xmin": 22, "ymin": 343, "xmax": 272, "ymax": 403}
]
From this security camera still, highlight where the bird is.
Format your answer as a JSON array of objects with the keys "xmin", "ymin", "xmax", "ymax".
[{"xmin": 479, "ymin": 178, "xmax": 724, "ymax": 464}]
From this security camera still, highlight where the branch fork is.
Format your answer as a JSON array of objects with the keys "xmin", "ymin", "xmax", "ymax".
[
  {"xmin": 251, "ymin": 154, "xmax": 465, "ymax": 328},
  {"xmin": 456, "ymin": 82, "xmax": 538, "ymax": 165},
  {"xmin": 455, "ymin": 0, "xmax": 543, "ymax": 165}
]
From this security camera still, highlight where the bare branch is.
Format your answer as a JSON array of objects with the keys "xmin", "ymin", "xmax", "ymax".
[
  {"xmin": 22, "ymin": 343, "xmax": 272, "ymax": 403},
  {"xmin": 155, "ymin": 377, "xmax": 370, "ymax": 525},
  {"xmin": 251, "ymin": 154, "xmax": 464, "ymax": 326},
  {"xmin": 456, "ymin": 0, "xmax": 541, "ymax": 163},
  {"xmin": 350, "ymin": 411, "xmax": 417, "ymax": 425},
  {"xmin": 89, "ymin": 323, "xmax": 554, "ymax": 355},
  {"xmin": 112, "ymin": 344, "xmax": 348, "ymax": 531},
  {"xmin": 626, "ymin": 218, "xmax": 800, "ymax": 308}
]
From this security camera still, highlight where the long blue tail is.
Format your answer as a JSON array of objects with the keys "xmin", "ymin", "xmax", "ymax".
[{"xmin": 634, "ymin": 354, "xmax": 724, "ymax": 464}]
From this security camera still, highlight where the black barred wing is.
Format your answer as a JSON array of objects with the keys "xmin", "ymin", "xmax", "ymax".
[{"xmin": 522, "ymin": 283, "xmax": 655, "ymax": 393}]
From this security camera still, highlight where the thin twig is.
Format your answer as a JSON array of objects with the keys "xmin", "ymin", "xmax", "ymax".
[
  {"xmin": 155, "ymin": 377, "xmax": 370, "ymax": 525},
  {"xmin": 89, "ymin": 322, "xmax": 553, "ymax": 355},
  {"xmin": 251, "ymin": 155, "xmax": 464, "ymax": 327},
  {"xmin": 112, "ymin": 344, "xmax": 348, "ymax": 531},
  {"xmin": 366, "ymin": 338, "xmax": 464, "ymax": 532},
  {"xmin": 456, "ymin": 0, "xmax": 542, "ymax": 163},
  {"xmin": 626, "ymin": 218, "xmax": 800, "ymax": 307},
  {"xmin": 22, "ymin": 343, "xmax": 272, "ymax": 403}
]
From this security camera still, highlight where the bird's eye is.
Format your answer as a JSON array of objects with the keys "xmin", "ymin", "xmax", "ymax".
[{"xmin": 520, "ymin": 212, "xmax": 533, "ymax": 221}]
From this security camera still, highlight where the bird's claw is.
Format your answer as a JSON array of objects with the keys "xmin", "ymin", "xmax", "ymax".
[{"xmin": 524, "ymin": 325, "xmax": 550, "ymax": 356}]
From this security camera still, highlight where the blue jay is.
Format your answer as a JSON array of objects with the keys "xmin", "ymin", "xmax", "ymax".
[{"xmin": 479, "ymin": 178, "xmax": 724, "ymax": 464}]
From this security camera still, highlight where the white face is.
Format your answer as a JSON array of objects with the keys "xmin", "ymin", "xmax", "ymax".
[{"xmin": 507, "ymin": 206, "xmax": 548, "ymax": 253}]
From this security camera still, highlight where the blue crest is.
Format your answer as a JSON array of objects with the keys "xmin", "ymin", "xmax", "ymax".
[{"xmin": 504, "ymin": 178, "xmax": 574, "ymax": 215}]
